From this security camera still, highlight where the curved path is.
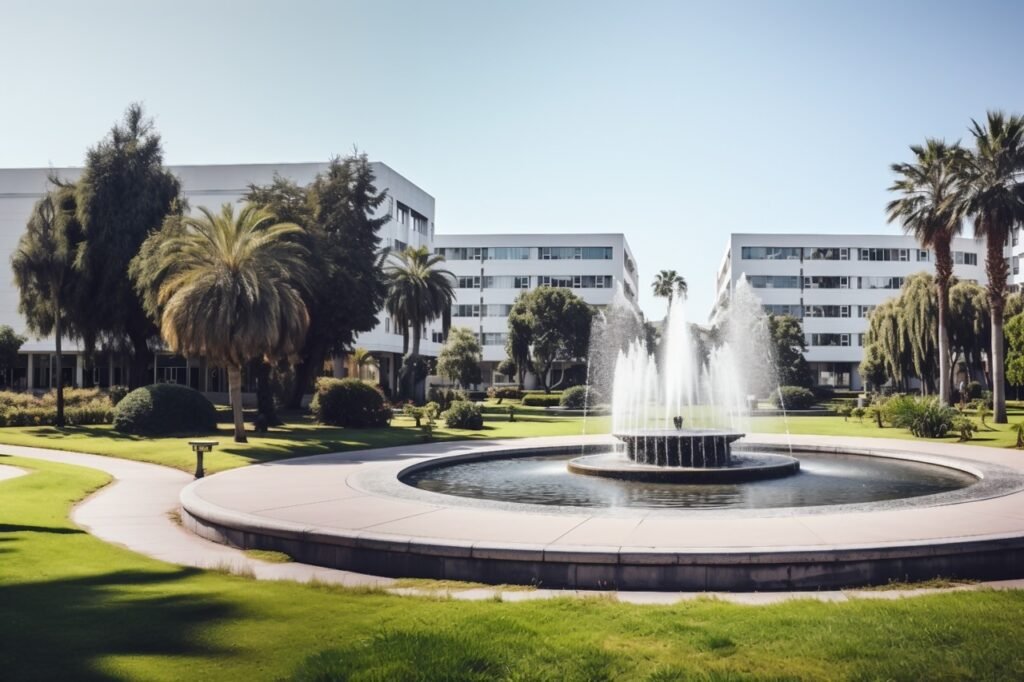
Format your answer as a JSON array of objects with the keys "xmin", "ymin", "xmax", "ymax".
[
  {"xmin": 181, "ymin": 433, "xmax": 1024, "ymax": 591},
  {"xmin": 2, "ymin": 439, "xmax": 1023, "ymax": 603}
]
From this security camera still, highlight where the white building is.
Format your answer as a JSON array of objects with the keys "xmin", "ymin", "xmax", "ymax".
[
  {"xmin": 0, "ymin": 162, "xmax": 443, "ymax": 398},
  {"xmin": 711, "ymin": 233, "xmax": 989, "ymax": 390},
  {"xmin": 434, "ymin": 233, "xmax": 640, "ymax": 386}
]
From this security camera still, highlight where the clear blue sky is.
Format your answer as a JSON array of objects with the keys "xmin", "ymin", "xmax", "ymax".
[{"xmin": 2, "ymin": 0, "xmax": 1023, "ymax": 320}]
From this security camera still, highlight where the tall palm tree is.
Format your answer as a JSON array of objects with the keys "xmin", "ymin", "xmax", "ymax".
[
  {"xmin": 652, "ymin": 270, "xmax": 687, "ymax": 308},
  {"xmin": 385, "ymin": 246, "xmax": 455, "ymax": 399},
  {"xmin": 952, "ymin": 112, "xmax": 1024, "ymax": 423},
  {"xmin": 886, "ymin": 139, "xmax": 965, "ymax": 404},
  {"xmin": 141, "ymin": 203, "xmax": 312, "ymax": 442},
  {"xmin": 349, "ymin": 347, "xmax": 379, "ymax": 381},
  {"xmin": 12, "ymin": 187, "xmax": 81, "ymax": 427}
]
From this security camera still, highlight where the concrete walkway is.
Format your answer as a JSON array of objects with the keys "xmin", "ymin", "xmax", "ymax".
[{"xmin": 2, "ymin": 441, "xmax": 1022, "ymax": 604}]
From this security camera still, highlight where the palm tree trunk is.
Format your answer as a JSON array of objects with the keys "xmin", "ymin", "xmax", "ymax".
[
  {"xmin": 934, "ymin": 243, "xmax": 953, "ymax": 405},
  {"xmin": 54, "ymin": 308, "xmax": 65, "ymax": 428},
  {"xmin": 992, "ymin": 314, "xmax": 1007, "ymax": 423},
  {"xmin": 986, "ymin": 234, "xmax": 1008, "ymax": 423},
  {"xmin": 228, "ymin": 365, "xmax": 247, "ymax": 443},
  {"xmin": 405, "ymin": 324, "xmax": 422, "ymax": 401}
]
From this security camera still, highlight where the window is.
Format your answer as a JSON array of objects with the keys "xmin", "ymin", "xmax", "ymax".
[
  {"xmin": 917, "ymin": 250, "xmax": 930, "ymax": 262},
  {"xmin": 441, "ymin": 247, "xmax": 483, "ymax": 260},
  {"xmin": 581, "ymin": 246, "xmax": 613, "ymax": 259},
  {"xmin": 763, "ymin": 304, "xmax": 803, "ymax": 317},
  {"xmin": 385, "ymin": 318, "xmax": 390, "ymax": 333},
  {"xmin": 396, "ymin": 202, "xmax": 410, "ymax": 226},
  {"xmin": 804, "ymin": 305, "xmax": 850, "ymax": 318},
  {"xmin": 804, "ymin": 276, "xmax": 849, "ymax": 289},
  {"xmin": 741, "ymin": 246, "xmax": 802, "ymax": 260},
  {"xmin": 807, "ymin": 333, "xmax": 850, "ymax": 347},
  {"xmin": 857, "ymin": 305, "xmax": 876, "ymax": 318},
  {"xmin": 1015, "ymin": 229, "xmax": 1020, "ymax": 247},
  {"xmin": 857, "ymin": 333, "xmax": 866, "ymax": 346},
  {"xmin": 431, "ymin": 331, "xmax": 444, "ymax": 343},
  {"xmin": 538, "ymin": 275, "xmax": 612, "ymax": 288},
  {"xmin": 1015, "ymin": 256, "xmax": 1020, "ymax": 276},
  {"xmin": 539, "ymin": 246, "xmax": 612, "ymax": 260},
  {"xmin": 953, "ymin": 251, "xmax": 978, "ymax": 266},
  {"xmin": 858, "ymin": 276, "xmax": 904, "ymax": 289},
  {"xmin": 859, "ymin": 248, "xmax": 909, "ymax": 261},
  {"xmin": 483, "ymin": 304, "xmax": 513, "ymax": 317},
  {"xmin": 393, "ymin": 239, "xmax": 408, "ymax": 252},
  {"xmin": 410, "ymin": 210, "xmax": 429, "ymax": 235},
  {"xmin": 452, "ymin": 304, "xmax": 480, "ymax": 317},
  {"xmin": 748, "ymin": 275, "xmax": 800, "ymax": 289},
  {"xmin": 483, "ymin": 275, "xmax": 530, "ymax": 289},
  {"xmin": 457, "ymin": 276, "xmax": 481, "ymax": 289},
  {"xmin": 803, "ymin": 247, "xmax": 849, "ymax": 261},
  {"xmin": 481, "ymin": 332, "xmax": 507, "ymax": 346},
  {"xmin": 485, "ymin": 246, "xmax": 531, "ymax": 260}
]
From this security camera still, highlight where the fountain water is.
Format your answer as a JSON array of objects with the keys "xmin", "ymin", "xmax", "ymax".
[{"xmin": 569, "ymin": 277, "xmax": 799, "ymax": 483}]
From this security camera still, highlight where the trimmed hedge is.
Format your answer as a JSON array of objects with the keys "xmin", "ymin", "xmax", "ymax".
[
  {"xmin": 113, "ymin": 384, "xmax": 218, "ymax": 436},
  {"xmin": 770, "ymin": 386, "xmax": 816, "ymax": 410},
  {"xmin": 560, "ymin": 385, "xmax": 601, "ymax": 409},
  {"xmin": 310, "ymin": 378, "xmax": 391, "ymax": 428},
  {"xmin": 0, "ymin": 402, "xmax": 113, "ymax": 427},
  {"xmin": 522, "ymin": 394, "xmax": 562, "ymax": 407},
  {"xmin": 487, "ymin": 386, "xmax": 523, "ymax": 403},
  {"xmin": 442, "ymin": 400, "xmax": 484, "ymax": 429}
]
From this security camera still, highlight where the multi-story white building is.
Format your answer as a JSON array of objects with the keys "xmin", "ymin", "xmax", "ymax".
[
  {"xmin": 0, "ymin": 162, "xmax": 443, "ymax": 398},
  {"xmin": 434, "ymin": 233, "xmax": 640, "ymax": 386},
  {"xmin": 711, "ymin": 233, "xmax": 989, "ymax": 390}
]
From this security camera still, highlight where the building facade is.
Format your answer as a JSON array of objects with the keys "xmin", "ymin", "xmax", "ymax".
[
  {"xmin": 0, "ymin": 162, "xmax": 443, "ymax": 399},
  {"xmin": 434, "ymin": 233, "xmax": 640, "ymax": 386},
  {"xmin": 711, "ymin": 233, "xmax": 989, "ymax": 390}
]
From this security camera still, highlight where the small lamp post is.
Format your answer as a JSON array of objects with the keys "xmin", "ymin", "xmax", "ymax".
[{"xmin": 188, "ymin": 440, "xmax": 218, "ymax": 479}]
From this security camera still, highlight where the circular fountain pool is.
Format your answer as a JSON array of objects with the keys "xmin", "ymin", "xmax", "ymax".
[{"xmin": 403, "ymin": 449, "xmax": 976, "ymax": 511}]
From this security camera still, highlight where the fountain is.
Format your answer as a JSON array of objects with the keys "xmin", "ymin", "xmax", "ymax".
[{"xmin": 568, "ymin": 279, "xmax": 800, "ymax": 482}]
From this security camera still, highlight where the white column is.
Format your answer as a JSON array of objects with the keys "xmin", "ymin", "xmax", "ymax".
[
  {"xmin": 75, "ymin": 354, "xmax": 84, "ymax": 388},
  {"xmin": 26, "ymin": 354, "xmax": 33, "ymax": 391}
]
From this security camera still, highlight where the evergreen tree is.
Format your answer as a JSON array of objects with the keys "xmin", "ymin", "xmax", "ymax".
[{"xmin": 767, "ymin": 315, "xmax": 813, "ymax": 388}]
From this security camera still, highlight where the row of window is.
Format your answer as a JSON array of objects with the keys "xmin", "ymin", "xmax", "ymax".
[
  {"xmin": 741, "ymin": 246, "xmax": 977, "ymax": 265},
  {"xmin": 456, "ymin": 275, "xmax": 614, "ymax": 290},
  {"xmin": 437, "ymin": 246, "xmax": 613, "ymax": 261},
  {"xmin": 806, "ymin": 333, "xmax": 886, "ymax": 348},
  {"xmin": 452, "ymin": 304, "xmax": 514, "ymax": 318},
  {"xmin": 749, "ymin": 275, "xmax": 905, "ymax": 290},
  {"xmin": 763, "ymin": 304, "xmax": 877, "ymax": 319},
  {"xmin": 394, "ymin": 201, "xmax": 430, "ymax": 236}
]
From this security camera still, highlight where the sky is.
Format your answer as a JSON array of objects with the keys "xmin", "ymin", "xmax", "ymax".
[{"xmin": 2, "ymin": 0, "xmax": 1024, "ymax": 321}]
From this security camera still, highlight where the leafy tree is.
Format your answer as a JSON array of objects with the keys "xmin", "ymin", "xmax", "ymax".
[
  {"xmin": 506, "ymin": 287, "xmax": 593, "ymax": 393},
  {"xmin": 71, "ymin": 104, "xmax": 182, "ymax": 387},
  {"xmin": 349, "ymin": 347, "xmax": 379, "ymax": 381},
  {"xmin": 505, "ymin": 312, "xmax": 532, "ymax": 389},
  {"xmin": 864, "ymin": 300, "xmax": 913, "ymax": 391},
  {"xmin": 949, "ymin": 280, "xmax": 990, "ymax": 386},
  {"xmin": 859, "ymin": 343, "xmax": 889, "ymax": 392},
  {"xmin": 900, "ymin": 273, "xmax": 939, "ymax": 394},
  {"xmin": 132, "ymin": 204, "xmax": 312, "ymax": 442},
  {"xmin": 245, "ymin": 154, "xmax": 389, "ymax": 408},
  {"xmin": 887, "ymin": 139, "xmax": 965, "ymax": 404},
  {"xmin": 767, "ymin": 315, "xmax": 813, "ymax": 388},
  {"xmin": 436, "ymin": 327, "xmax": 482, "ymax": 388},
  {"xmin": 496, "ymin": 358, "xmax": 517, "ymax": 381},
  {"xmin": 12, "ymin": 186, "xmax": 83, "ymax": 426},
  {"xmin": 384, "ymin": 246, "xmax": 455, "ymax": 400},
  {"xmin": 0, "ymin": 326, "xmax": 25, "ymax": 388},
  {"xmin": 651, "ymin": 270, "xmax": 687, "ymax": 307},
  {"xmin": 1005, "ymin": 313, "xmax": 1024, "ymax": 389},
  {"xmin": 952, "ymin": 111, "xmax": 1024, "ymax": 423}
]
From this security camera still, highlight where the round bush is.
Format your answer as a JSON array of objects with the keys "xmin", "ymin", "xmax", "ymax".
[
  {"xmin": 770, "ymin": 386, "xmax": 816, "ymax": 410},
  {"xmin": 113, "ymin": 384, "xmax": 218, "ymax": 436},
  {"xmin": 442, "ymin": 400, "xmax": 483, "ymax": 429},
  {"xmin": 310, "ymin": 378, "xmax": 391, "ymax": 428},
  {"xmin": 560, "ymin": 385, "xmax": 602, "ymax": 409}
]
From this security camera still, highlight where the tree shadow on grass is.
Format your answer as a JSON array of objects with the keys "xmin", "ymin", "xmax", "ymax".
[
  {"xmin": 0, "ymin": 523, "xmax": 84, "ymax": 534},
  {"xmin": 0, "ymin": 568, "xmax": 240, "ymax": 680}
]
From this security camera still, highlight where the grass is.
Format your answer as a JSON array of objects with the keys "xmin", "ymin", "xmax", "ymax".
[
  {"xmin": 4, "ymin": 456, "xmax": 1024, "ymax": 680},
  {"xmin": 243, "ymin": 549, "xmax": 292, "ymax": 563},
  {"xmin": 0, "ymin": 410, "xmax": 612, "ymax": 474}
]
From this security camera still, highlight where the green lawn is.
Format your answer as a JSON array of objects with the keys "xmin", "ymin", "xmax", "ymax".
[
  {"xmin": 4, "ymin": 456, "xmax": 1024, "ymax": 680},
  {"xmin": 0, "ymin": 411, "xmax": 612, "ymax": 474}
]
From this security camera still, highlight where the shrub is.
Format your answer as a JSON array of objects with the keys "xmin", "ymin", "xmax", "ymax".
[
  {"xmin": 442, "ymin": 400, "xmax": 483, "ymax": 429},
  {"xmin": 971, "ymin": 398, "xmax": 992, "ymax": 428},
  {"xmin": 109, "ymin": 385, "xmax": 129, "ymax": 406},
  {"xmin": 835, "ymin": 403, "xmax": 853, "ymax": 420},
  {"xmin": 965, "ymin": 381, "xmax": 984, "ymax": 401},
  {"xmin": 522, "ymin": 394, "xmax": 562, "ymax": 407},
  {"xmin": 811, "ymin": 385, "xmax": 836, "ymax": 402},
  {"xmin": 952, "ymin": 415, "xmax": 975, "ymax": 442},
  {"xmin": 1012, "ymin": 422, "xmax": 1024, "ymax": 449},
  {"xmin": 310, "ymin": 378, "xmax": 391, "ymax": 428},
  {"xmin": 113, "ymin": 384, "xmax": 218, "ymax": 436},
  {"xmin": 769, "ymin": 386, "xmax": 816, "ymax": 410},
  {"xmin": 560, "ymin": 385, "xmax": 602, "ymax": 410},
  {"xmin": 883, "ymin": 395, "xmax": 956, "ymax": 438},
  {"xmin": 427, "ymin": 386, "xmax": 468, "ymax": 411},
  {"xmin": 486, "ymin": 386, "xmax": 522, "ymax": 404},
  {"xmin": 851, "ymin": 406, "xmax": 866, "ymax": 422}
]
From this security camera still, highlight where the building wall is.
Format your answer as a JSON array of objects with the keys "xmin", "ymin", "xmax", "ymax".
[
  {"xmin": 0, "ymin": 162, "xmax": 441, "ymax": 395},
  {"xmin": 434, "ymin": 233, "xmax": 640, "ymax": 384},
  {"xmin": 711, "ymin": 233, "xmax": 990, "ymax": 390}
]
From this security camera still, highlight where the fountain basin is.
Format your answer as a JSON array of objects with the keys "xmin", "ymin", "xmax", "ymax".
[
  {"xmin": 614, "ymin": 429, "xmax": 745, "ymax": 468},
  {"xmin": 567, "ymin": 451, "xmax": 800, "ymax": 483}
]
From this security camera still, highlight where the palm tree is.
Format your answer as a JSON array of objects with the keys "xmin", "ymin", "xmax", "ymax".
[
  {"xmin": 12, "ymin": 187, "xmax": 80, "ymax": 427},
  {"xmin": 349, "ymin": 347, "xmax": 379, "ymax": 381},
  {"xmin": 385, "ymin": 246, "xmax": 455, "ymax": 400},
  {"xmin": 652, "ymin": 270, "xmax": 687, "ymax": 308},
  {"xmin": 141, "ymin": 204, "xmax": 312, "ymax": 442},
  {"xmin": 951, "ymin": 112, "xmax": 1024, "ymax": 423},
  {"xmin": 886, "ymin": 139, "xmax": 965, "ymax": 403}
]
